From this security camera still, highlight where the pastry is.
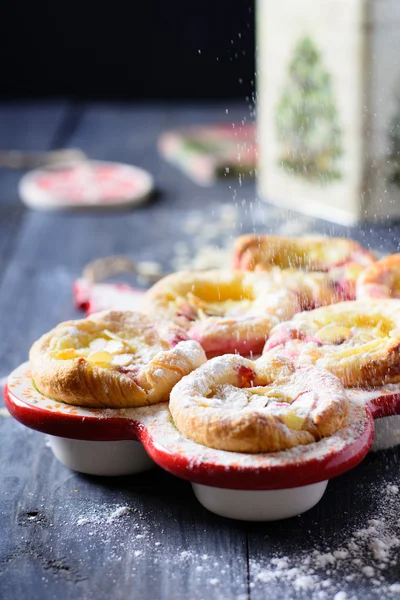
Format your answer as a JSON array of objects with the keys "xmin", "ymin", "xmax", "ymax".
[
  {"xmin": 357, "ymin": 253, "xmax": 400, "ymax": 299},
  {"xmin": 274, "ymin": 267, "xmax": 358, "ymax": 310},
  {"xmin": 233, "ymin": 234, "xmax": 376, "ymax": 272},
  {"xmin": 169, "ymin": 354, "xmax": 349, "ymax": 453},
  {"xmin": 143, "ymin": 269, "xmax": 309, "ymax": 355},
  {"xmin": 264, "ymin": 300, "xmax": 400, "ymax": 387},
  {"xmin": 30, "ymin": 310, "xmax": 206, "ymax": 408}
]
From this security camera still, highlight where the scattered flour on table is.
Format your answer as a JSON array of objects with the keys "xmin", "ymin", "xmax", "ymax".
[
  {"xmin": 250, "ymin": 478, "xmax": 400, "ymax": 599},
  {"xmin": 171, "ymin": 205, "xmax": 238, "ymax": 272},
  {"xmin": 69, "ymin": 475, "xmax": 400, "ymax": 598},
  {"xmin": 72, "ymin": 500, "xmax": 247, "ymax": 592},
  {"xmin": 107, "ymin": 506, "xmax": 131, "ymax": 521},
  {"xmin": 76, "ymin": 504, "xmax": 133, "ymax": 526},
  {"xmin": 334, "ymin": 593, "xmax": 348, "ymax": 600}
]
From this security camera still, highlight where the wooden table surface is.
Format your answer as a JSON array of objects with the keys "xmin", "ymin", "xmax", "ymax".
[{"xmin": 1, "ymin": 102, "xmax": 400, "ymax": 600}]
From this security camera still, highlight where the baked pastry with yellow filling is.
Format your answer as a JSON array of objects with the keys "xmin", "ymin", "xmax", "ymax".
[
  {"xmin": 143, "ymin": 269, "xmax": 312, "ymax": 355},
  {"xmin": 233, "ymin": 234, "xmax": 375, "ymax": 272},
  {"xmin": 264, "ymin": 300, "xmax": 400, "ymax": 387},
  {"xmin": 30, "ymin": 310, "xmax": 206, "ymax": 408},
  {"xmin": 169, "ymin": 355, "xmax": 349, "ymax": 453}
]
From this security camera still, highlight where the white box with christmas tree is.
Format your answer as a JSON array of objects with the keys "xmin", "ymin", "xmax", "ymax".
[{"xmin": 257, "ymin": 0, "xmax": 400, "ymax": 224}]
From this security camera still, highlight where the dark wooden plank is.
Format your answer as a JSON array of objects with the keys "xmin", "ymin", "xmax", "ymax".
[
  {"xmin": 0, "ymin": 409, "xmax": 248, "ymax": 600},
  {"xmin": 0, "ymin": 102, "xmax": 69, "ymax": 153},
  {"xmin": 0, "ymin": 102, "xmax": 71, "ymax": 273},
  {"xmin": 0, "ymin": 101, "xmax": 71, "ymax": 209},
  {"xmin": 0, "ymin": 262, "xmax": 75, "ymax": 378}
]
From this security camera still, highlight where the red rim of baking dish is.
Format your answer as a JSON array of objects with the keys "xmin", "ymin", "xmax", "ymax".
[{"xmin": 3, "ymin": 362, "xmax": 378, "ymax": 490}]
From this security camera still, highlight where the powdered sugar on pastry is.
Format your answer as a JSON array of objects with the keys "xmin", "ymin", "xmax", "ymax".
[
  {"xmin": 264, "ymin": 300, "xmax": 400, "ymax": 387},
  {"xmin": 30, "ymin": 310, "xmax": 206, "ymax": 408},
  {"xmin": 234, "ymin": 234, "xmax": 376, "ymax": 305},
  {"xmin": 143, "ymin": 269, "xmax": 305, "ymax": 355},
  {"xmin": 7, "ymin": 361, "xmax": 371, "ymax": 474},
  {"xmin": 233, "ymin": 234, "xmax": 375, "ymax": 272},
  {"xmin": 169, "ymin": 354, "xmax": 349, "ymax": 453},
  {"xmin": 142, "ymin": 268, "xmax": 351, "ymax": 356}
]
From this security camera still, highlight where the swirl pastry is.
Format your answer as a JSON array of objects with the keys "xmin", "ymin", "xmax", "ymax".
[
  {"xmin": 233, "ymin": 234, "xmax": 375, "ymax": 272},
  {"xmin": 143, "ymin": 269, "xmax": 314, "ymax": 355},
  {"xmin": 169, "ymin": 354, "xmax": 349, "ymax": 453},
  {"xmin": 357, "ymin": 254, "xmax": 400, "ymax": 299},
  {"xmin": 30, "ymin": 310, "xmax": 206, "ymax": 408},
  {"xmin": 264, "ymin": 300, "xmax": 400, "ymax": 387}
]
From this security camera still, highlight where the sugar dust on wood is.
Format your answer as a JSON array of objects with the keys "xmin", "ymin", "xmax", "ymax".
[{"xmin": 249, "ymin": 479, "xmax": 400, "ymax": 598}]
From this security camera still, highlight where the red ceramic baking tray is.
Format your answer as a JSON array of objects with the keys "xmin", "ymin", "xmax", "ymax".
[{"xmin": 6, "ymin": 361, "xmax": 399, "ymax": 520}]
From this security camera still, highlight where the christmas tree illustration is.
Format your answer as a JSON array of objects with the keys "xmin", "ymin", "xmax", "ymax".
[
  {"xmin": 387, "ymin": 98, "xmax": 400, "ymax": 187},
  {"xmin": 275, "ymin": 36, "xmax": 343, "ymax": 182}
]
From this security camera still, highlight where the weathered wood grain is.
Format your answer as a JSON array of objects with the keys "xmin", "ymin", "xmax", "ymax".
[
  {"xmin": 0, "ymin": 416, "xmax": 249, "ymax": 600},
  {"xmin": 0, "ymin": 102, "xmax": 70, "ymax": 276},
  {"xmin": 248, "ymin": 450, "xmax": 400, "ymax": 600}
]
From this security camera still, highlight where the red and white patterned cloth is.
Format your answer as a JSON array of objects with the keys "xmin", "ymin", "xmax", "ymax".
[{"xmin": 74, "ymin": 278, "xmax": 144, "ymax": 315}]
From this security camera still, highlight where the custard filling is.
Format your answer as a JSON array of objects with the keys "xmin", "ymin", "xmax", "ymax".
[
  {"xmin": 201, "ymin": 383, "xmax": 309, "ymax": 431},
  {"xmin": 179, "ymin": 278, "xmax": 256, "ymax": 319},
  {"xmin": 50, "ymin": 329, "xmax": 165, "ymax": 370}
]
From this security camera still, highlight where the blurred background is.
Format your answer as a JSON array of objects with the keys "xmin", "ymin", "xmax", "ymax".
[
  {"xmin": 2, "ymin": 0, "xmax": 398, "ymax": 225},
  {"xmin": 0, "ymin": 0, "xmax": 255, "ymax": 100}
]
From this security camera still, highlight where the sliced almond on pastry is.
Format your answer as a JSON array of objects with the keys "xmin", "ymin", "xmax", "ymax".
[
  {"xmin": 30, "ymin": 310, "xmax": 207, "ymax": 408},
  {"xmin": 264, "ymin": 300, "xmax": 400, "ymax": 387}
]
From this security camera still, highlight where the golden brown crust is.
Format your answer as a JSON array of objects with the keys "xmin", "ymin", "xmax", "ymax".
[
  {"xmin": 263, "ymin": 300, "xmax": 400, "ymax": 387},
  {"xmin": 143, "ymin": 267, "xmax": 369, "ymax": 355},
  {"xmin": 357, "ymin": 254, "xmax": 400, "ymax": 299},
  {"xmin": 233, "ymin": 234, "xmax": 375, "ymax": 272},
  {"xmin": 169, "ymin": 355, "xmax": 348, "ymax": 453},
  {"xmin": 142, "ymin": 269, "xmax": 304, "ymax": 354},
  {"xmin": 30, "ymin": 310, "xmax": 206, "ymax": 408}
]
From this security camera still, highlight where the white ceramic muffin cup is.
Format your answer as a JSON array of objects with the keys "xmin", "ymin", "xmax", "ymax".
[
  {"xmin": 371, "ymin": 415, "xmax": 400, "ymax": 451},
  {"xmin": 48, "ymin": 436, "xmax": 155, "ymax": 476},
  {"xmin": 192, "ymin": 480, "xmax": 329, "ymax": 521}
]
